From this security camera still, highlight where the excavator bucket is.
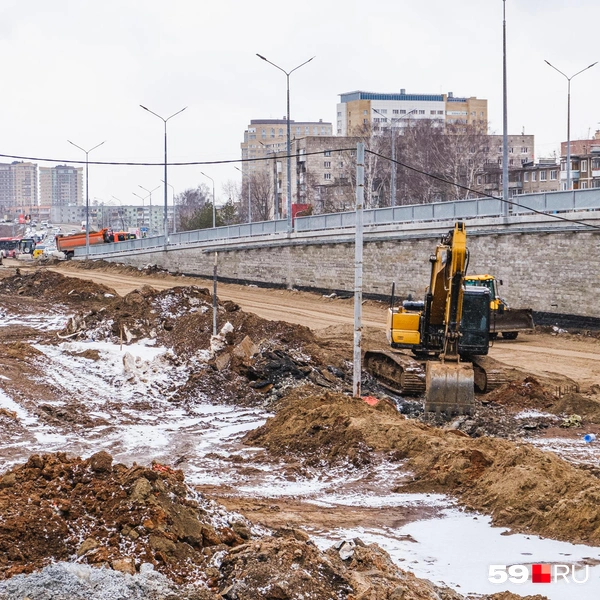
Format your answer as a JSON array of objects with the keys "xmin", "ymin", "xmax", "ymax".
[{"xmin": 425, "ymin": 362, "xmax": 474, "ymax": 416}]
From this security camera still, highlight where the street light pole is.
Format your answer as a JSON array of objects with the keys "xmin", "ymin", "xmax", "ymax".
[
  {"xmin": 545, "ymin": 59, "xmax": 597, "ymax": 190},
  {"xmin": 200, "ymin": 172, "xmax": 216, "ymax": 228},
  {"xmin": 139, "ymin": 185, "xmax": 160, "ymax": 235},
  {"xmin": 234, "ymin": 166, "xmax": 251, "ymax": 223},
  {"xmin": 257, "ymin": 53, "xmax": 315, "ymax": 233},
  {"xmin": 372, "ymin": 107, "xmax": 416, "ymax": 206},
  {"xmin": 160, "ymin": 179, "xmax": 176, "ymax": 233},
  {"xmin": 67, "ymin": 139, "xmax": 105, "ymax": 259},
  {"xmin": 140, "ymin": 105, "xmax": 187, "ymax": 244}
]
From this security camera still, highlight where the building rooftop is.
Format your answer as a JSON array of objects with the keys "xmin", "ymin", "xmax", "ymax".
[{"xmin": 339, "ymin": 90, "xmax": 473, "ymax": 103}]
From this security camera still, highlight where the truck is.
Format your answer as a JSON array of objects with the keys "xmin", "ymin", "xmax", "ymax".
[
  {"xmin": 55, "ymin": 228, "xmax": 112, "ymax": 259},
  {"xmin": 464, "ymin": 274, "xmax": 534, "ymax": 340}
]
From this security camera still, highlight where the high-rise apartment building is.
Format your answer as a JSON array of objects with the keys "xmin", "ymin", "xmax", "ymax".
[
  {"xmin": 336, "ymin": 90, "xmax": 488, "ymax": 136},
  {"xmin": 0, "ymin": 163, "xmax": 13, "ymax": 214},
  {"xmin": 10, "ymin": 162, "xmax": 38, "ymax": 211},
  {"xmin": 39, "ymin": 165, "xmax": 83, "ymax": 206}
]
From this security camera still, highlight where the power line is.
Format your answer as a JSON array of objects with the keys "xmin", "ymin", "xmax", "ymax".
[{"xmin": 366, "ymin": 148, "xmax": 600, "ymax": 231}]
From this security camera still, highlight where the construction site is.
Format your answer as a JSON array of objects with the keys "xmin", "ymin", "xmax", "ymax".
[{"xmin": 1, "ymin": 224, "xmax": 600, "ymax": 599}]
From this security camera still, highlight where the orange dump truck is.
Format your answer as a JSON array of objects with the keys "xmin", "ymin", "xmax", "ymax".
[{"xmin": 55, "ymin": 228, "xmax": 111, "ymax": 259}]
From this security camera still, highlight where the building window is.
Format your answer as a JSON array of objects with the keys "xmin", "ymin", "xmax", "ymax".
[
  {"xmin": 324, "ymin": 161, "xmax": 331, "ymax": 168},
  {"xmin": 393, "ymin": 109, "xmax": 399, "ymax": 114},
  {"xmin": 324, "ymin": 173, "xmax": 331, "ymax": 180},
  {"xmin": 305, "ymin": 127, "xmax": 309, "ymax": 134},
  {"xmin": 363, "ymin": 110, "xmax": 368, "ymax": 115},
  {"xmin": 438, "ymin": 110, "xmax": 444, "ymax": 115},
  {"xmin": 337, "ymin": 111, "xmax": 342, "ymax": 117},
  {"xmin": 261, "ymin": 129, "xmax": 266, "ymax": 139},
  {"xmin": 550, "ymin": 170, "xmax": 557, "ymax": 180},
  {"xmin": 581, "ymin": 181, "xmax": 588, "ymax": 189},
  {"xmin": 509, "ymin": 147, "xmax": 514, "ymax": 153},
  {"xmin": 477, "ymin": 175, "xmax": 482, "ymax": 185},
  {"xmin": 324, "ymin": 150, "xmax": 331, "ymax": 157},
  {"xmin": 581, "ymin": 159, "xmax": 588, "ymax": 172},
  {"xmin": 593, "ymin": 158, "xmax": 600, "ymax": 170},
  {"xmin": 531, "ymin": 172, "xmax": 537, "ymax": 182},
  {"xmin": 270, "ymin": 128, "xmax": 275, "ymax": 138},
  {"xmin": 364, "ymin": 119, "xmax": 368, "ymax": 124},
  {"xmin": 540, "ymin": 170, "xmax": 547, "ymax": 181},
  {"xmin": 400, "ymin": 109, "xmax": 406, "ymax": 114},
  {"xmin": 521, "ymin": 147, "xmax": 528, "ymax": 153},
  {"xmin": 279, "ymin": 128, "xmax": 283, "ymax": 136},
  {"xmin": 418, "ymin": 110, "xmax": 425, "ymax": 114},
  {"xmin": 524, "ymin": 172, "xmax": 529, "ymax": 182},
  {"xmin": 430, "ymin": 110, "xmax": 436, "ymax": 115}
]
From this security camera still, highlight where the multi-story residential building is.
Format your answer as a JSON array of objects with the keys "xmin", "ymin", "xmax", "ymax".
[
  {"xmin": 11, "ymin": 162, "xmax": 38, "ymax": 212},
  {"xmin": 518, "ymin": 159, "xmax": 560, "ymax": 194},
  {"xmin": 474, "ymin": 135, "xmax": 535, "ymax": 198},
  {"xmin": 39, "ymin": 164, "xmax": 83, "ymax": 206},
  {"xmin": 0, "ymin": 163, "xmax": 13, "ymax": 216},
  {"xmin": 336, "ymin": 90, "xmax": 488, "ymax": 136},
  {"xmin": 560, "ymin": 132, "xmax": 600, "ymax": 190},
  {"xmin": 241, "ymin": 118, "xmax": 332, "ymax": 176}
]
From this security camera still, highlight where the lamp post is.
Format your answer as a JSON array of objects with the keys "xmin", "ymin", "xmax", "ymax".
[
  {"xmin": 372, "ymin": 107, "xmax": 416, "ymax": 206},
  {"xmin": 545, "ymin": 59, "xmax": 597, "ymax": 191},
  {"xmin": 160, "ymin": 179, "xmax": 176, "ymax": 233},
  {"xmin": 140, "ymin": 104, "xmax": 187, "ymax": 244},
  {"xmin": 200, "ymin": 172, "xmax": 216, "ymax": 228},
  {"xmin": 234, "ymin": 166, "xmax": 252, "ymax": 223},
  {"xmin": 256, "ymin": 53, "xmax": 315, "ymax": 233},
  {"xmin": 139, "ymin": 185, "xmax": 160, "ymax": 235},
  {"xmin": 67, "ymin": 139, "xmax": 105, "ymax": 259},
  {"xmin": 132, "ymin": 191, "xmax": 148, "ymax": 230}
]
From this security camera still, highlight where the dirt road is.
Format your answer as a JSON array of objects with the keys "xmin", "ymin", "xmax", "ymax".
[{"xmin": 43, "ymin": 260, "xmax": 600, "ymax": 391}]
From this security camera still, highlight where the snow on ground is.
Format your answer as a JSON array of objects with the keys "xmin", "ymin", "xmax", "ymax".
[
  {"xmin": 528, "ymin": 436, "xmax": 600, "ymax": 467},
  {"xmin": 3, "ymin": 311, "xmax": 600, "ymax": 599},
  {"xmin": 311, "ymin": 509, "xmax": 600, "ymax": 600}
]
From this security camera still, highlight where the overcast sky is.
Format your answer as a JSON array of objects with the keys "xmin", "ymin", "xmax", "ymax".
[{"xmin": 1, "ymin": 0, "xmax": 599, "ymax": 209}]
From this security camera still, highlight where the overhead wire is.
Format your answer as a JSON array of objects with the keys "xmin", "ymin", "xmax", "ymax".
[{"xmin": 366, "ymin": 148, "xmax": 600, "ymax": 231}]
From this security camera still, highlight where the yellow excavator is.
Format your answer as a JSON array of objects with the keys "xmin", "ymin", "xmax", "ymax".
[{"xmin": 365, "ymin": 222, "xmax": 505, "ymax": 415}]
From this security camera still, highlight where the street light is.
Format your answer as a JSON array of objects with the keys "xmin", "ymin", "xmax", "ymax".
[
  {"xmin": 132, "ymin": 191, "xmax": 149, "ymax": 229},
  {"xmin": 545, "ymin": 59, "xmax": 598, "ymax": 190},
  {"xmin": 139, "ymin": 185, "xmax": 160, "ymax": 235},
  {"xmin": 160, "ymin": 179, "xmax": 176, "ymax": 233},
  {"xmin": 200, "ymin": 172, "xmax": 216, "ymax": 228},
  {"xmin": 234, "ymin": 166, "xmax": 252, "ymax": 223},
  {"xmin": 257, "ymin": 53, "xmax": 315, "ymax": 233},
  {"xmin": 140, "ymin": 104, "xmax": 187, "ymax": 243},
  {"xmin": 372, "ymin": 107, "xmax": 417, "ymax": 206},
  {"xmin": 67, "ymin": 139, "xmax": 105, "ymax": 259}
]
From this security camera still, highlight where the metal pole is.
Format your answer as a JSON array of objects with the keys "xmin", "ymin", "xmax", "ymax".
[
  {"xmin": 391, "ymin": 125, "xmax": 396, "ymax": 207},
  {"xmin": 544, "ymin": 61, "xmax": 597, "ymax": 191},
  {"xmin": 248, "ymin": 178, "xmax": 252, "ymax": 224},
  {"xmin": 353, "ymin": 142, "xmax": 365, "ymax": 398},
  {"xmin": 67, "ymin": 139, "xmax": 104, "ymax": 259},
  {"xmin": 201, "ymin": 172, "xmax": 216, "ymax": 228},
  {"xmin": 567, "ymin": 79, "xmax": 571, "ymax": 191},
  {"xmin": 212, "ymin": 252, "xmax": 218, "ymax": 336},
  {"xmin": 286, "ymin": 73, "xmax": 292, "ymax": 233},
  {"xmin": 502, "ymin": 0, "xmax": 509, "ymax": 213},
  {"xmin": 164, "ymin": 120, "xmax": 168, "ymax": 243}
]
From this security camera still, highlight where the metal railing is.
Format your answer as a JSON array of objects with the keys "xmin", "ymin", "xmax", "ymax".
[{"xmin": 78, "ymin": 188, "xmax": 600, "ymax": 258}]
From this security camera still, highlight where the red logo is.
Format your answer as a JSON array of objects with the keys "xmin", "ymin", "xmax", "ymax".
[{"xmin": 532, "ymin": 564, "xmax": 552, "ymax": 584}]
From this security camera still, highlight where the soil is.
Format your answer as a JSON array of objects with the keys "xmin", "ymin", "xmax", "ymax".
[{"xmin": 3, "ymin": 258, "xmax": 600, "ymax": 599}]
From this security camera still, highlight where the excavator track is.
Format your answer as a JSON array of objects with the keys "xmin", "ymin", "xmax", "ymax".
[
  {"xmin": 364, "ymin": 350, "xmax": 426, "ymax": 396},
  {"xmin": 471, "ymin": 356, "xmax": 510, "ymax": 392}
]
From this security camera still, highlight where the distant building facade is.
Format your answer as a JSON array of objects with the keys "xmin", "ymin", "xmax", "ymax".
[
  {"xmin": 0, "ymin": 161, "xmax": 39, "ymax": 218},
  {"xmin": 560, "ymin": 132, "xmax": 600, "ymax": 190},
  {"xmin": 40, "ymin": 165, "xmax": 83, "ymax": 206},
  {"xmin": 336, "ymin": 90, "xmax": 488, "ymax": 136}
]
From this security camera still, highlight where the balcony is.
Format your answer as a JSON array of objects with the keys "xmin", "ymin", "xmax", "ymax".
[{"xmin": 560, "ymin": 170, "xmax": 579, "ymax": 180}]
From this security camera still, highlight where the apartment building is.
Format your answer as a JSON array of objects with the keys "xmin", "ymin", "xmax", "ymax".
[
  {"xmin": 40, "ymin": 164, "xmax": 83, "ymax": 206},
  {"xmin": 336, "ymin": 90, "xmax": 488, "ymax": 136},
  {"xmin": 0, "ymin": 164, "xmax": 12, "ymax": 215},
  {"xmin": 560, "ymin": 132, "xmax": 600, "ymax": 190},
  {"xmin": 241, "ymin": 118, "xmax": 332, "ymax": 176}
]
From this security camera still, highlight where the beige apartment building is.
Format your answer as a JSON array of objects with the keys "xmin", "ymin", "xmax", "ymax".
[
  {"xmin": 336, "ymin": 90, "xmax": 488, "ymax": 136},
  {"xmin": 40, "ymin": 164, "xmax": 83, "ymax": 206},
  {"xmin": 560, "ymin": 132, "xmax": 600, "ymax": 190}
]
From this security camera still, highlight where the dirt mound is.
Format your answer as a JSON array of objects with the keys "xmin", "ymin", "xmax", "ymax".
[
  {"xmin": 245, "ymin": 388, "xmax": 600, "ymax": 547},
  {"xmin": 60, "ymin": 258, "xmax": 176, "ymax": 279},
  {"xmin": 484, "ymin": 376, "xmax": 556, "ymax": 411},
  {"xmin": 552, "ymin": 392, "xmax": 600, "ymax": 423},
  {"xmin": 0, "ymin": 451, "xmax": 248, "ymax": 583},
  {"xmin": 0, "ymin": 269, "xmax": 117, "ymax": 303}
]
